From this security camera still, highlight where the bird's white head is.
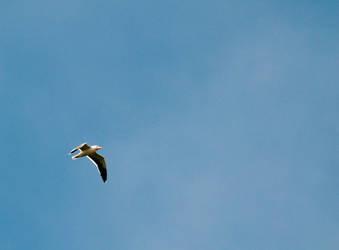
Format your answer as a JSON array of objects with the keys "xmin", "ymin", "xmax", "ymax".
[{"xmin": 94, "ymin": 145, "xmax": 102, "ymax": 150}]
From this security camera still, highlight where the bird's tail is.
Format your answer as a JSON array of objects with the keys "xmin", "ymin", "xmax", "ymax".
[{"xmin": 72, "ymin": 155, "xmax": 81, "ymax": 160}]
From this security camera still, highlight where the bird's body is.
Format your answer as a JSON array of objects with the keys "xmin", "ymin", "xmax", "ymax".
[
  {"xmin": 72, "ymin": 146, "xmax": 96, "ymax": 159},
  {"xmin": 70, "ymin": 143, "xmax": 107, "ymax": 183}
]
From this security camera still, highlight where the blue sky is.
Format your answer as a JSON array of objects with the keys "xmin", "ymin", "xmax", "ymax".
[{"xmin": 0, "ymin": 1, "xmax": 338, "ymax": 249}]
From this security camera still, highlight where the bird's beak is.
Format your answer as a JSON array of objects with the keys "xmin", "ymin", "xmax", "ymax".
[{"xmin": 98, "ymin": 146, "xmax": 102, "ymax": 150}]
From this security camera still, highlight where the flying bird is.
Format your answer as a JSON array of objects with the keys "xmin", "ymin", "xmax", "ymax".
[{"xmin": 69, "ymin": 143, "xmax": 107, "ymax": 183}]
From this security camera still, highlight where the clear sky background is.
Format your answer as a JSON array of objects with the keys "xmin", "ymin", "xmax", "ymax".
[{"xmin": 0, "ymin": 1, "xmax": 338, "ymax": 249}]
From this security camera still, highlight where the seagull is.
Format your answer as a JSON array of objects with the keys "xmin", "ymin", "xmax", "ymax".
[{"xmin": 69, "ymin": 143, "xmax": 107, "ymax": 183}]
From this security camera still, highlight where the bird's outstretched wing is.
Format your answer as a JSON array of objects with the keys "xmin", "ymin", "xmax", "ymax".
[
  {"xmin": 69, "ymin": 143, "xmax": 90, "ymax": 154},
  {"xmin": 87, "ymin": 153, "xmax": 107, "ymax": 183}
]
